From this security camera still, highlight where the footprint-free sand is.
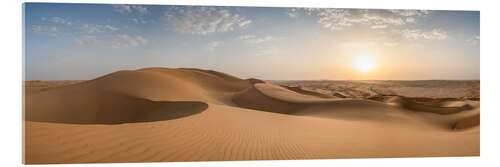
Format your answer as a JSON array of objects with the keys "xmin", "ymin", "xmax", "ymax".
[{"xmin": 24, "ymin": 68, "xmax": 479, "ymax": 164}]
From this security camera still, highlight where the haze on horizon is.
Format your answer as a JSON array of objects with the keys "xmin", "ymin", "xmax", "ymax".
[{"xmin": 24, "ymin": 3, "xmax": 480, "ymax": 81}]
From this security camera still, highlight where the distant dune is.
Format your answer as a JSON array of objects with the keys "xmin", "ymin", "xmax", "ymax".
[{"xmin": 24, "ymin": 68, "xmax": 479, "ymax": 164}]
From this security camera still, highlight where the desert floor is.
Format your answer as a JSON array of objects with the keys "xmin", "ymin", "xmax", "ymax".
[{"xmin": 24, "ymin": 68, "xmax": 479, "ymax": 164}]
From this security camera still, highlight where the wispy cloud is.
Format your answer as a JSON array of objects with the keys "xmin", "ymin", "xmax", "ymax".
[
  {"xmin": 80, "ymin": 24, "xmax": 119, "ymax": 34},
  {"xmin": 286, "ymin": 8, "xmax": 446, "ymax": 42},
  {"xmin": 237, "ymin": 35, "xmax": 274, "ymax": 44},
  {"xmin": 205, "ymin": 41, "xmax": 222, "ymax": 51},
  {"xmin": 112, "ymin": 4, "xmax": 149, "ymax": 15},
  {"xmin": 389, "ymin": 9, "xmax": 429, "ymax": 17},
  {"xmin": 400, "ymin": 28, "xmax": 448, "ymax": 40},
  {"xmin": 31, "ymin": 25, "xmax": 58, "ymax": 36},
  {"xmin": 286, "ymin": 8, "xmax": 299, "ymax": 18},
  {"xmin": 132, "ymin": 18, "xmax": 148, "ymax": 24},
  {"xmin": 132, "ymin": 5, "xmax": 149, "ymax": 15},
  {"xmin": 405, "ymin": 17, "xmax": 416, "ymax": 23},
  {"xmin": 371, "ymin": 25, "xmax": 388, "ymax": 29},
  {"xmin": 49, "ymin": 17, "xmax": 72, "ymax": 26},
  {"xmin": 253, "ymin": 45, "xmax": 284, "ymax": 57},
  {"xmin": 466, "ymin": 35, "xmax": 480, "ymax": 45},
  {"xmin": 74, "ymin": 34, "xmax": 148, "ymax": 48},
  {"xmin": 288, "ymin": 8, "xmax": 430, "ymax": 30},
  {"xmin": 288, "ymin": 9, "xmax": 415, "ymax": 30},
  {"xmin": 164, "ymin": 6, "xmax": 252, "ymax": 35}
]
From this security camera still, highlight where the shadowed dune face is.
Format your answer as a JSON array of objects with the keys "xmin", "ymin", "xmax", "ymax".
[
  {"xmin": 24, "ymin": 68, "xmax": 479, "ymax": 164},
  {"xmin": 26, "ymin": 92, "xmax": 208, "ymax": 124},
  {"xmin": 454, "ymin": 114, "xmax": 480, "ymax": 130},
  {"xmin": 25, "ymin": 84, "xmax": 209, "ymax": 124}
]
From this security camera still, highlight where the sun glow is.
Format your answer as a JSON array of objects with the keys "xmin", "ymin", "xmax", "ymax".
[{"xmin": 354, "ymin": 52, "xmax": 376, "ymax": 73}]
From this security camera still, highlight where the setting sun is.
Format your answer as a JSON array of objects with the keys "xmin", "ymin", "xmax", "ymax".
[{"xmin": 354, "ymin": 52, "xmax": 376, "ymax": 73}]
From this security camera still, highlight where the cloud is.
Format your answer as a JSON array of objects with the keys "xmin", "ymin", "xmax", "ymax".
[
  {"xmin": 31, "ymin": 25, "xmax": 58, "ymax": 36},
  {"xmin": 253, "ymin": 46, "xmax": 283, "ymax": 57},
  {"xmin": 467, "ymin": 35, "xmax": 480, "ymax": 45},
  {"xmin": 288, "ymin": 8, "xmax": 446, "ymax": 42},
  {"xmin": 74, "ymin": 34, "xmax": 148, "ymax": 48},
  {"xmin": 49, "ymin": 17, "xmax": 72, "ymax": 26},
  {"xmin": 112, "ymin": 4, "xmax": 149, "ymax": 15},
  {"xmin": 164, "ymin": 6, "xmax": 252, "ymax": 35},
  {"xmin": 239, "ymin": 20, "xmax": 252, "ymax": 27},
  {"xmin": 237, "ymin": 35, "xmax": 274, "ymax": 44},
  {"xmin": 80, "ymin": 24, "xmax": 119, "ymax": 34},
  {"xmin": 105, "ymin": 25, "xmax": 119, "ymax": 31},
  {"xmin": 303, "ymin": 9, "xmax": 406, "ymax": 30},
  {"xmin": 132, "ymin": 18, "xmax": 148, "ymax": 24},
  {"xmin": 112, "ymin": 4, "xmax": 132, "ymax": 13},
  {"xmin": 205, "ymin": 41, "xmax": 222, "ymax": 51},
  {"xmin": 400, "ymin": 28, "xmax": 448, "ymax": 40},
  {"xmin": 132, "ymin": 5, "xmax": 149, "ymax": 15},
  {"xmin": 289, "ymin": 8, "xmax": 428, "ymax": 30},
  {"xmin": 286, "ymin": 8, "xmax": 299, "ymax": 18},
  {"xmin": 406, "ymin": 17, "xmax": 416, "ymax": 23},
  {"xmin": 389, "ymin": 10, "xmax": 429, "ymax": 17}
]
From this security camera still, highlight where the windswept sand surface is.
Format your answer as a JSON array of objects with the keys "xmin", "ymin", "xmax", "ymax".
[{"xmin": 24, "ymin": 68, "xmax": 479, "ymax": 164}]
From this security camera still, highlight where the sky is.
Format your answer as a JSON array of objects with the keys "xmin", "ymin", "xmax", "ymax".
[{"xmin": 24, "ymin": 3, "xmax": 480, "ymax": 80}]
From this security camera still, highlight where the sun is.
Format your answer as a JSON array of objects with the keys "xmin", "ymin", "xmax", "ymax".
[{"xmin": 354, "ymin": 52, "xmax": 376, "ymax": 73}]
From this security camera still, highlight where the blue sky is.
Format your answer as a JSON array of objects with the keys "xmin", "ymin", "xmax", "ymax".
[{"xmin": 24, "ymin": 3, "xmax": 480, "ymax": 80}]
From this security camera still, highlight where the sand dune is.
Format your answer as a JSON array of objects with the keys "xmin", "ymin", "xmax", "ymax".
[{"xmin": 24, "ymin": 68, "xmax": 479, "ymax": 164}]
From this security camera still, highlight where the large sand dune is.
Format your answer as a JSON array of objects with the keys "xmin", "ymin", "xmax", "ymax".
[{"xmin": 24, "ymin": 68, "xmax": 479, "ymax": 164}]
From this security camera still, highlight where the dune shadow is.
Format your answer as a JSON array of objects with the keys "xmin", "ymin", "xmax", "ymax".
[
  {"xmin": 25, "ymin": 94, "xmax": 208, "ymax": 125},
  {"xmin": 368, "ymin": 95, "xmax": 474, "ymax": 115},
  {"xmin": 131, "ymin": 100, "xmax": 208, "ymax": 124},
  {"xmin": 452, "ymin": 114, "xmax": 480, "ymax": 130}
]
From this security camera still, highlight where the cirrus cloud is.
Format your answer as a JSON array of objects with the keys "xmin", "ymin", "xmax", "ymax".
[
  {"xmin": 112, "ymin": 4, "xmax": 149, "ymax": 15},
  {"xmin": 164, "ymin": 6, "xmax": 252, "ymax": 35},
  {"xmin": 74, "ymin": 34, "xmax": 148, "ymax": 48},
  {"xmin": 205, "ymin": 41, "xmax": 222, "ymax": 51},
  {"xmin": 389, "ymin": 9, "xmax": 429, "ymax": 17},
  {"xmin": 31, "ymin": 25, "xmax": 59, "ymax": 37},
  {"xmin": 49, "ymin": 17, "xmax": 72, "ymax": 26},
  {"xmin": 80, "ymin": 24, "xmax": 119, "ymax": 34},
  {"xmin": 400, "ymin": 28, "xmax": 448, "ymax": 40},
  {"xmin": 288, "ymin": 8, "xmax": 429, "ymax": 30},
  {"xmin": 237, "ymin": 35, "xmax": 274, "ymax": 44},
  {"xmin": 466, "ymin": 35, "xmax": 480, "ymax": 45}
]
